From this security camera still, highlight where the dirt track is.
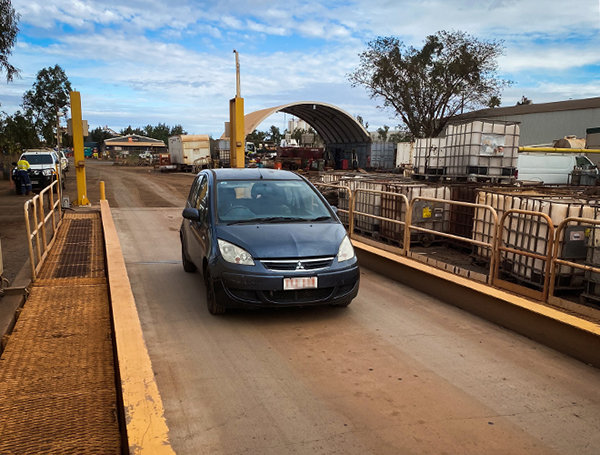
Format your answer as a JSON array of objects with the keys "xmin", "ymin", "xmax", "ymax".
[{"xmin": 0, "ymin": 159, "xmax": 195, "ymax": 283}]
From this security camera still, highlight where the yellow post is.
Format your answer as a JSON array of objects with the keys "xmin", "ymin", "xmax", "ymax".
[
  {"xmin": 229, "ymin": 50, "xmax": 245, "ymax": 169},
  {"xmin": 100, "ymin": 181, "xmax": 106, "ymax": 201},
  {"xmin": 70, "ymin": 91, "xmax": 89, "ymax": 206}
]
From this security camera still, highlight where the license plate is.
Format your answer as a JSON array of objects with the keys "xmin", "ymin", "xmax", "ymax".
[
  {"xmin": 30, "ymin": 180, "xmax": 38, "ymax": 184},
  {"xmin": 284, "ymin": 277, "xmax": 317, "ymax": 290}
]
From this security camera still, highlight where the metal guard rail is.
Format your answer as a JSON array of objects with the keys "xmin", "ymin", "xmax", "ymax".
[
  {"xmin": 550, "ymin": 217, "xmax": 600, "ymax": 297},
  {"xmin": 314, "ymin": 183, "xmax": 600, "ymax": 303},
  {"xmin": 24, "ymin": 178, "xmax": 63, "ymax": 282}
]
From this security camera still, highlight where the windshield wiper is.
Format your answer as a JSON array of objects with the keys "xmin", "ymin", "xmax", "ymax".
[
  {"xmin": 307, "ymin": 216, "xmax": 331, "ymax": 222},
  {"xmin": 227, "ymin": 216, "xmax": 307, "ymax": 225}
]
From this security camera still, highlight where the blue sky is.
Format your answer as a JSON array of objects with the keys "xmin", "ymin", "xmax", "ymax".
[{"xmin": 2, "ymin": 0, "xmax": 600, "ymax": 137}]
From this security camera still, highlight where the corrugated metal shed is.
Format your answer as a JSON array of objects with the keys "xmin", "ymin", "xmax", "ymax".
[{"xmin": 234, "ymin": 102, "xmax": 371, "ymax": 144}]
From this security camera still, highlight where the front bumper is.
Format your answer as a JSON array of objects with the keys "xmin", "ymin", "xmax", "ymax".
[
  {"xmin": 27, "ymin": 171, "xmax": 55, "ymax": 188},
  {"xmin": 213, "ymin": 263, "xmax": 360, "ymax": 308}
]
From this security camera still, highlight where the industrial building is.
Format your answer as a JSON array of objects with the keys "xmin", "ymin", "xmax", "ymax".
[
  {"xmin": 103, "ymin": 134, "xmax": 167, "ymax": 158},
  {"xmin": 452, "ymin": 97, "xmax": 600, "ymax": 146}
]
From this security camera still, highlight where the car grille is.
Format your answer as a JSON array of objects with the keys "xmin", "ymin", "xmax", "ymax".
[
  {"xmin": 261, "ymin": 257, "xmax": 334, "ymax": 272},
  {"xmin": 264, "ymin": 287, "xmax": 334, "ymax": 303},
  {"xmin": 228, "ymin": 289, "xmax": 260, "ymax": 303},
  {"xmin": 335, "ymin": 283, "xmax": 356, "ymax": 297}
]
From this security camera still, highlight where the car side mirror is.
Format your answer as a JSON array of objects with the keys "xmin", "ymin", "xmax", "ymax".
[
  {"xmin": 11, "ymin": 162, "xmax": 17, "ymax": 166},
  {"xmin": 331, "ymin": 206, "xmax": 339, "ymax": 215},
  {"xmin": 182, "ymin": 207, "xmax": 201, "ymax": 221}
]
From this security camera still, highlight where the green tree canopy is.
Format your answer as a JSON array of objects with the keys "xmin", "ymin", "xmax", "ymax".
[
  {"xmin": 349, "ymin": 31, "xmax": 511, "ymax": 138},
  {"xmin": 266, "ymin": 125, "xmax": 282, "ymax": 145},
  {"xmin": 22, "ymin": 65, "xmax": 72, "ymax": 145},
  {"xmin": 0, "ymin": 111, "xmax": 40, "ymax": 154},
  {"xmin": 119, "ymin": 123, "xmax": 187, "ymax": 144},
  {"xmin": 0, "ymin": 0, "xmax": 20, "ymax": 82}
]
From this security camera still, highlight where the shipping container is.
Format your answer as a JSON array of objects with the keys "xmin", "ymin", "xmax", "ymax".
[{"xmin": 370, "ymin": 142, "xmax": 396, "ymax": 169}]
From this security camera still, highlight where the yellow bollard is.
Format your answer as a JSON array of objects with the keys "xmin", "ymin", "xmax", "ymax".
[{"xmin": 100, "ymin": 181, "xmax": 106, "ymax": 201}]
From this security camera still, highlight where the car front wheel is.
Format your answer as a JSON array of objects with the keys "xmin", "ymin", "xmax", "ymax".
[{"xmin": 205, "ymin": 271, "xmax": 226, "ymax": 315}]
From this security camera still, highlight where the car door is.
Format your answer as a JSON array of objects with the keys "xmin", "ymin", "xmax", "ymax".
[{"xmin": 188, "ymin": 175, "xmax": 211, "ymax": 268}]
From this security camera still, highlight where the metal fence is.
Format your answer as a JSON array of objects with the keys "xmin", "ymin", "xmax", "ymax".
[
  {"xmin": 24, "ymin": 179, "xmax": 63, "ymax": 282},
  {"xmin": 316, "ymin": 183, "xmax": 600, "ymax": 305}
]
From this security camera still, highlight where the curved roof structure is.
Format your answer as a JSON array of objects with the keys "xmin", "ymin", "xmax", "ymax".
[{"xmin": 243, "ymin": 101, "xmax": 370, "ymax": 144}]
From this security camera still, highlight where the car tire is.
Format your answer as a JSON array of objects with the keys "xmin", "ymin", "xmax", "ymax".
[
  {"xmin": 181, "ymin": 242, "xmax": 196, "ymax": 273},
  {"xmin": 15, "ymin": 181, "xmax": 21, "ymax": 195},
  {"xmin": 205, "ymin": 271, "xmax": 226, "ymax": 315}
]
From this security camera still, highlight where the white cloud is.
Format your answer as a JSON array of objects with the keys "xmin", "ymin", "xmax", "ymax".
[{"xmin": 5, "ymin": 0, "xmax": 600, "ymax": 134}]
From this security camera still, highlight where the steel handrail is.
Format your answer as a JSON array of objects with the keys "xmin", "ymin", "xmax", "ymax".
[
  {"xmin": 493, "ymin": 209, "xmax": 555, "ymax": 302},
  {"xmin": 24, "ymin": 179, "xmax": 63, "ymax": 281},
  {"xmin": 351, "ymin": 188, "xmax": 410, "ymax": 253},
  {"xmin": 407, "ymin": 197, "xmax": 499, "ymax": 283},
  {"xmin": 550, "ymin": 217, "xmax": 600, "ymax": 298}
]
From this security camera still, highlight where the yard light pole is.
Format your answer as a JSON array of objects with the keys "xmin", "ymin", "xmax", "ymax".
[{"xmin": 229, "ymin": 50, "xmax": 245, "ymax": 168}]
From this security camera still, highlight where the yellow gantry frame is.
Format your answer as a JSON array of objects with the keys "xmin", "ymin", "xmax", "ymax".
[{"xmin": 70, "ymin": 91, "xmax": 89, "ymax": 206}]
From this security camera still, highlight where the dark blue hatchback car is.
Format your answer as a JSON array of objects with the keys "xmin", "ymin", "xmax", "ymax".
[{"xmin": 180, "ymin": 168, "xmax": 359, "ymax": 314}]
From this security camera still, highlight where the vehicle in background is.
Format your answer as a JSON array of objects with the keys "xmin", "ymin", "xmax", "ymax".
[
  {"xmin": 139, "ymin": 150, "xmax": 153, "ymax": 161},
  {"xmin": 180, "ymin": 168, "xmax": 360, "ymax": 314},
  {"xmin": 59, "ymin": 150, "xmax": 69, "ymax": 172},
  {"xmin": 517, "ymin": 152, "xmax": 598, "ymax": 185},
  {"xmin": 12, "ymin": 149, "xmax": 66, "ymax": 194},
  {"xmin": 158, "ymin": 153, "xmax": 177, "ymax": 172},
  {"xmin": 169, "ymin": 134, "xmax": 211, "ymax": 172}
]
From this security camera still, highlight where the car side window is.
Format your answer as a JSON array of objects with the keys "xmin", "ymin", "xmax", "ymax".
[
  {"xmin": 188, "ymin": 177, "xmax": 200, "ymax": 206},
  {"xmin": 197, "ymin": 177, "xmax": 209, "ymax": 222}
]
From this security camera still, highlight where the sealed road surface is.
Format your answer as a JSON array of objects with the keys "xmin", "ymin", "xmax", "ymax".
[{"xmin": 113, "ymin": 207, "xmax": 600, "ymax": 455}]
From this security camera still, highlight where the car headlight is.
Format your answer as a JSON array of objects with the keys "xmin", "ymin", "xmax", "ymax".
[
  {"xmin": 218, "ymin": 239, "xmax": 255, "ymax": 266},
  {"xmin": 42, "ymin": 169, "xmax": 53, "ymax": 176},
  {"xmin": 337, "ymin": 235, "xmax": 355, "ymax": 262}
]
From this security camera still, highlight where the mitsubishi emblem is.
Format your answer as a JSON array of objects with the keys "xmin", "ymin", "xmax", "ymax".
[{"xmin": 296, "ymin": 261, "xmax": 305, "ymax": 270}]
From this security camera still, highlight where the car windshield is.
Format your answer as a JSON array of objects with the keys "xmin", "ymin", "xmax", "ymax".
[
  {"xmin": 216, "ymin": 179, "xmax": 332, "ymax": 224},
  {"xmin": 21, "ymin": 154, "xmax": 53, "ymax": 165}
]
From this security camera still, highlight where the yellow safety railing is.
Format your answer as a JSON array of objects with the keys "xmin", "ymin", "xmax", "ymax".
[
  {"xmin": 550, "ymin": 218, "xmax": 600, "ymax": 299},
  {"xmin": 407, "ymin": 197, "xmax": 499, "ymax": 282},
  {"xmin": 312, "ymin": 184, "xmax": 600, "ymax": 304},
  {"xmin": 352, "ymin": 188, "xmax": 410, "ymax": 255},
  {"xmin": 493, "ymin": 210, "xmax": 555, "ymax": 302},
  {"xmin": 24, "ymin": 178, "xmax": 63, "ymax": 282}
]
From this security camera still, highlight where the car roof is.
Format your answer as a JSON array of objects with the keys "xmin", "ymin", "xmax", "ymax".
[
  {"xmin": 210, "ymin": 168, "xmax": 303, "ymax": 181},
  {"xmin": 21, "ymin": 150, "xmax": 56, "ymax": 155}
]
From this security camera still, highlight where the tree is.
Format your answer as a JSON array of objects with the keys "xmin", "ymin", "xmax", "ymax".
[
  {"xmin": 22, "ymin": 65, "xmax": 72, "ymax": 145},
  {"xmin": 266, "ymin": 125, "xmax": 282, "ymax": 145},
  {"xmin": 0, "ymin": 110, "xmax": 40, "ymax": 154},
  {"xmin": 376, "ymin": 125, "xmax": 390, "ymax": 142},
  {"xmin": 246, "ymin": 129, "xmax": 267, "ymax": 147},
  {"xmin": 0, "ymin": 0, "xmax": 20, "ymax": 82},
  {"xmin": 89, "ymin": 126, "xmax": 116, "ymax": 143},
  {"xmin": 356, "ymin": 115, "xmax": 369, "ymax": 130},
  {"xmin": 349, "ymin": 31, "xmax": 511, "ymax": 138}
]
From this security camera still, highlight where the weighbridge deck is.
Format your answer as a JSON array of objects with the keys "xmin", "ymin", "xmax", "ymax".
[{"xmin": 0, "ymin": 212, "xmax": 121, "ymax": 453}]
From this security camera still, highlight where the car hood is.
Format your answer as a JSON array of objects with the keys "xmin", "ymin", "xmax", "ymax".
[{"xmin": 216, "ymin": 222, "xmax": 346, "ymax": 259}]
